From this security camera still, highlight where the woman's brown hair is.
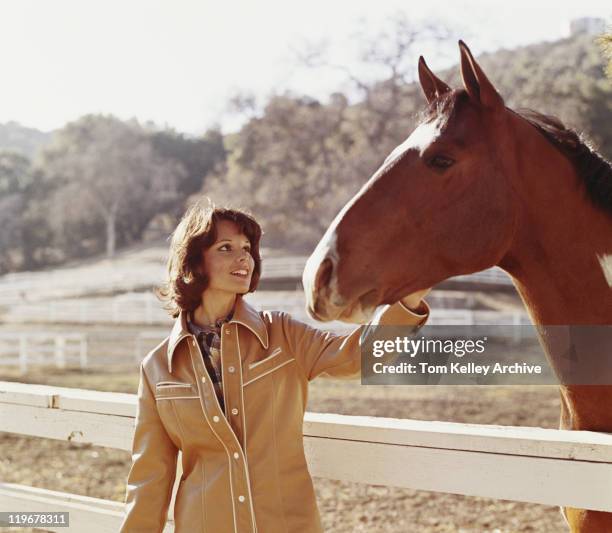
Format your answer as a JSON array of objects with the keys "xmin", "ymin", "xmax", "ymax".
[{"xmin": 156, "ymin": 197, "xmax": 263, "ymax": 318}]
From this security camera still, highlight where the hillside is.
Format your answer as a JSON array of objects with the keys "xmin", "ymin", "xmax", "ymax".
[{"xmin": 0, "ymin": 121, "xmax": 52, "ymax": 158}]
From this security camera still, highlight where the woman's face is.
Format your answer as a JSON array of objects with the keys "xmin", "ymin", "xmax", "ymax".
[{"xmin": 202, "ymin": 219, "xmax": 255, "ymax": 296}]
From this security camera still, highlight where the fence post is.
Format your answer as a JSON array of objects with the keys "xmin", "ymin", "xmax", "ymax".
[
  {"xmin": 79, "ymin": 335, "xmax": 88, "ymax": 368},
  {"xmin": 55, "ymin": 336, "xmax": 66, "ymax": 368},
  {"xmin": 19, "ymin": 335, "xmax": 28, "ymax": 374}
]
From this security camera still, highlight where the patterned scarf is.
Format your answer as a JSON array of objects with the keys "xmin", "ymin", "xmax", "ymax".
[{"xmin": 186, "ymin": 310, "xmax": 233, "ymax": 413}]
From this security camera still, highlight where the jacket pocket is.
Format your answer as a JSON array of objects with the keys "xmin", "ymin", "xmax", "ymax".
[
  {"xmin": 156, "ymin": 381, "xmax": 192, "ymax": 388},
  {"xmin": 243, "ymin": 350, "xmax": 294, "ymax": 386},
  {"xmin": 155, "ymin": 381, "xmax": 198, "ymax": 399},
  {"xmin": 248, "ymin": 347, "xmax": 283, "ymax": 369}
]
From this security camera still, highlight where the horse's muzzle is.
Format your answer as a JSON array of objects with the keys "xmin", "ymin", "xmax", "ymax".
[
  {"xmin": 303, "ymin": 242, "xmax": 344, "ymax": 321},
  {"xmin": 304, "ymin": 256, "xmax": 335, "ymax": 321}
]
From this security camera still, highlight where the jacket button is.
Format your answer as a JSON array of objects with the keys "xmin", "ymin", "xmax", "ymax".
[
  {"xmin": 228, "ymin": 366, "xmax": 235, "ymax": 373},
  {"xmin": 233, "ymin": 452, "xmax": 239, "ymax": 459},
  {"xmin": 213, "ymin": 415, "xmax": 220, "ymax": 423},
  {"xmin": 201, "ymin": 376, "xmax": 206, "ymax": 383},
  {"xmin": 231, "ymin": 408, "xmax": 238, "ymax": 415},
  {"xmin": 238, "ymin": 495, "xmax": 245, "ymax": 503}
]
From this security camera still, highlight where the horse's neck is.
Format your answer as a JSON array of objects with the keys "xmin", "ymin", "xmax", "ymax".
[
  {"xmin": 499, "ymin": 118, "xmax": 612, "ymax": 326},
  {"xmin": 500, "ymin": 202, "xmax": 612, "ymax": 325},
  {"xmin": 504, "ymin": 256, "xmax": 612, "ymax": 326}
]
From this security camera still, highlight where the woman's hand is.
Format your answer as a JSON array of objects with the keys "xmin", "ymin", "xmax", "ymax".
[{"xmin": 400, "ymin": 288, "xmax": 432, "ymax": 312}]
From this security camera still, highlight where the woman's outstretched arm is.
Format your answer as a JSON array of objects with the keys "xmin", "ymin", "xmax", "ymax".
[{"xmin": 283, "ymin": 299, "xmax": 430, "ymax": 381}]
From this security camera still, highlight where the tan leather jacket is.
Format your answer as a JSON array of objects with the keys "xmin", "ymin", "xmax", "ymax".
[{"xmin": 121, "ymin": 295, "xmax": 428, "ymax": 533}]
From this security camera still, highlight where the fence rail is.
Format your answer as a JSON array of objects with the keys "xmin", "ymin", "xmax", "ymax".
[{"xmin": 1, "ymin": 381, "xmax": 612, "ymax": 532}]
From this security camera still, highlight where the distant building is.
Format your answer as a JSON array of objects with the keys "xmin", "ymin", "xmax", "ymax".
[{"xmin": 570, "ymin": 17, "xmax": 607, "ymax": 37}]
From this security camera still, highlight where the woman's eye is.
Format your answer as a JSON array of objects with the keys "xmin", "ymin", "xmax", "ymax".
[
  {"xmin": 218, "ymin": 244, "xmax": 250, "ymax": 252},
  {"xmin": 428, "ymin": 155, "xmax": 455, "ymax": 169}
]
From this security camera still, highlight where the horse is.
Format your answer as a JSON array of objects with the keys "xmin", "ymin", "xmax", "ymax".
[{"xmin": 302, "ymin": 41, "xmax": 612, "ymax": 532}]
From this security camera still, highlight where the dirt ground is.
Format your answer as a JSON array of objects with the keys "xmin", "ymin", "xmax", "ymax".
[{"xmin": 0, "ymin": 366, "xmax": 566, "ymax": 533}]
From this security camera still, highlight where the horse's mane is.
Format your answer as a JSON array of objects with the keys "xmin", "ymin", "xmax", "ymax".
[
  {"xmin": 421, "ymin": 89, "xmax": 612, "ymax": 216},
  {"xmin": 518, "ymin": 110, "xmax": 612, "ymax": 215}
]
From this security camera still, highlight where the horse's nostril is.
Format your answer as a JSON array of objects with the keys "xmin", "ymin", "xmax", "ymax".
[{"xmin": 315, "ymin": 258, "xmax": 334, "ymax": 292}]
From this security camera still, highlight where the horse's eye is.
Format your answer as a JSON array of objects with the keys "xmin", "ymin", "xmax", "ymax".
[{"xmin": 428, "ymin": 155, "xmax": 455, "ymax": 169}]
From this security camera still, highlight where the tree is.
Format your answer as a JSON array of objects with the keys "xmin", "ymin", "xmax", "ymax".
[
  {"xmin": 206, "ymin": 93, "xmax": 358, "ymax": 249},
  {"xmin": 37, "ymin": 115, "xmax": 185, "ymax": 258},
  {"xmin": 0, "ymin": 150, "xmax": 32, "ymax": 194},
  {"xmin": 0, "ymin": 151, "xmax": 32, "ymax": 272},
  {"xmin": 148, "ymin": 127, "xmax": 226, "ymax": 212},
  {"xmin": 0, "ymin": 193, "xmax": 25, "ymax": 272}
]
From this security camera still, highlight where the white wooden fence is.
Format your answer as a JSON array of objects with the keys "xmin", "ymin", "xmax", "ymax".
[
  {"xmin": 0, "ymin": 307, "xmax": 533, "ymax": 372},
  {"xmin": 6, "ymin": 294, "xmax": 168, "ymax": 325},
  {"xmin": 0, "ymin": 333, "xmax": 87, "ymax": 373},
  {"xmin": 2, "ymin": 381, "xmax": 612, "ymax": 532}
]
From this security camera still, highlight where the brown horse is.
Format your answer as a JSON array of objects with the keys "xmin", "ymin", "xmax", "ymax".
[{"xmin": 303, "ymin": 41, "xmax": 612, "ymax": 532}]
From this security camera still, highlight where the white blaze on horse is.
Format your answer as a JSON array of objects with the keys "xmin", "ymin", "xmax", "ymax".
[{"xmin": 303, "ymin": 41, "xmax": 612, "ymax": 533}]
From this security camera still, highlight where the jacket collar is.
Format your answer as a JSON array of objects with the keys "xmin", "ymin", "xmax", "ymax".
[{"xmin": 167, "ymin": 295, "xmax": 269, "ymax": 373}]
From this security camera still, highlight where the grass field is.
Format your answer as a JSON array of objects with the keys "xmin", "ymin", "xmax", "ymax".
[{"xmin": 0, "ymin": 365, "xmax": 565, "ymax": 532}]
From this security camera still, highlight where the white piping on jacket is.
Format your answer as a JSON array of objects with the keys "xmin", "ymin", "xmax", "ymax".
[
  {"xmin": 235, "ymin": 325, "xmax": 258, "ymax": 533},
  {"xmin": 189, "ymin": 338, "xmax": 239, "ymax": 533}
]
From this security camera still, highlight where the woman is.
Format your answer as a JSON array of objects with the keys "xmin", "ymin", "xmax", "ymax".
[{"xmin": 120, "ymin": 198, "xmax": 430, "ymax": 533}]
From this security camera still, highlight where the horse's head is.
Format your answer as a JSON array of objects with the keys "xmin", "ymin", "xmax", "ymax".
[{"xmin": 304, "ymin": 41, "xmax": 518, "ymax": 322}]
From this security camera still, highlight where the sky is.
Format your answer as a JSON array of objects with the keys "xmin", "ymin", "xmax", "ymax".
[{"xmin": 0, "ymin": 0, "xmax": 610, "ymax": 136}]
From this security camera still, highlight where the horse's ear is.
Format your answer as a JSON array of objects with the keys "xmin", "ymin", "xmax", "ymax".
[
  {"xmin": 418, "ymin": 56, "xmax": 451, "ymax": 104},
  {"xmin": 458, "ymin": 40, "xmax": 503, "ymax": 109}
]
